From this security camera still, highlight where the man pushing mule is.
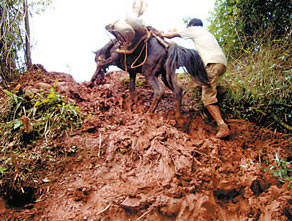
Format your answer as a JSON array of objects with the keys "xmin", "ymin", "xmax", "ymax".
[{"xmin": 93, "ymin": 1, "xmax": 230, "ymax": 139}]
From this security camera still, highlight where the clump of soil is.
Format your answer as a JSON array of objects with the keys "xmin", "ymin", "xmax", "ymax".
[{"xmin": 0, "ymin": 69, "xmax": 291, "ymax": 220}]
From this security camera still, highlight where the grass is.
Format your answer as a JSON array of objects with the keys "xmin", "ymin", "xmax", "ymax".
[
  {"xmin": 267, "ymin": 153, "xmax": 292, "ymax": 190},
  {"xmin": 219, "ymin": 40, "xmax": 292, "ymax": 133},
  {"xmin": 0, "ymin": 84, "xmax": 83, "ymax": 195}
]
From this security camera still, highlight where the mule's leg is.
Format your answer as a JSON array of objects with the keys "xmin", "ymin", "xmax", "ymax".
[
  {"xmin": 161, "ymin": 72, "xmax": 183, "ymax": 119},
  {"xmin": 173, "ymin": 81, "xmax": 183, "ymax": 119},
  {"xmin": 141, "ymin": 38, "xmax": 167, "ymax": 113},
  {"xmin": 174, "ymin": 86, "xmax": 183, "ymax": 119},
  {"xmin": 145, "ymin": 74, "xmax": 164, "ymax": 113},
  {"xmin": 129, "ymin": 71, "xmax": 137, "ymax": 105}
]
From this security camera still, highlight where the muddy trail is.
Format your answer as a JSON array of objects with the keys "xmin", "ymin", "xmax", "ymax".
[{"xmin": 1, "ymin": 68, "xmax": 292, "ymax": 220}]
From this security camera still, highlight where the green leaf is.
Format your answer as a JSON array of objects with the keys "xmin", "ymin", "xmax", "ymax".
[
  {"xmin": 13, "ymin": 94, "xmax": 18, "ymax": 104},
  {"xmin": 53, "ymin": 79, "xmax": 59, "ymax": 88},
  {"xmin": 4, "ymin": 89, "xmax": 13, "ymax": 97},
  {"xmin": 0, "ymin": 168, "xmax": 8, "ymax": 174},
  {"xmin": 14, "ymin": 119, "xmax": 22, "ymax": 130}
]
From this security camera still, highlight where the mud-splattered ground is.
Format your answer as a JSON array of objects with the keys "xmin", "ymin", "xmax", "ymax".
[{"xmin": 0, "ymin": 68, "xmax": 291, "ymax": 220}]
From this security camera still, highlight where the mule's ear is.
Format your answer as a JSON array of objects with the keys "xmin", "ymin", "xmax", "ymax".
[{"xmin": 92, "ymin": 51, "xmax": 97, "ymax": 55}]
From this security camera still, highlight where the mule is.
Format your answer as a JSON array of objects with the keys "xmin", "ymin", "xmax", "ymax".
[{"xmin": 91, "ymin": 33, "xmax": 209, "ymax": 118}]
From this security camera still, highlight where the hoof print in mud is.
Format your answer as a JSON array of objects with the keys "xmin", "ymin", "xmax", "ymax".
[
  {"xmin": 250, "ymin": 179, "xmax": 264, "ymax": 196},
  {"xmin": 213, "ymin": 187, "xmax": 244, "ymax": 203},
  {"xmin": 72, "ymin": 187, "xmax": 91, "ymax": 203}
]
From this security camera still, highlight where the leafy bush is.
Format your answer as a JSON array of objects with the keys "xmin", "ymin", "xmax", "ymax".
[
  {"xmin": 0, "ymin": 84, "xmax": 82, "ymax": 194},
  {"xmin": 219, "ymin": 39, "xmax": 292, "ymax": 133},
  {"xmin": 207, "ymin": 0, "xmax": 292, "ymax": 133}
]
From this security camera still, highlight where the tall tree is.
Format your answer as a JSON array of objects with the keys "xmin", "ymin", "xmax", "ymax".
[
  {"xmin": 23, "ymin": 0, "xmax": 32, "ymax": 69},
  {"xmin": 0, "ymin": 1, "xmax": 22, "ymax": 81},
  {"xmin": 0, "ymin": 0, "xmax": 52, "ymax": 82}
]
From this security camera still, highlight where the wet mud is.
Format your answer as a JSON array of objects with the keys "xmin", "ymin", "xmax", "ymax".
[{"xmin": 0, "ymin": 69, "xmax": 291, "ymax": 220}]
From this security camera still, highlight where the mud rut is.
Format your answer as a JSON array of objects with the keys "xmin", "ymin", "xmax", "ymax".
[{"xmin": 1, "ymin": 70, "xmax": 292, "ymax": 220}]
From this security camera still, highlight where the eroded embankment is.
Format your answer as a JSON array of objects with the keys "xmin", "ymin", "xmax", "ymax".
[{"xmin": 0, "ymin": 70, "xmax": 291, "ymax": 220}]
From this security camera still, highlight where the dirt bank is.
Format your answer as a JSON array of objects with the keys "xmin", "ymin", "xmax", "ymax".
[{"xmin": 0, "ymin": 69, "xmax": 291, "ymax": 220}]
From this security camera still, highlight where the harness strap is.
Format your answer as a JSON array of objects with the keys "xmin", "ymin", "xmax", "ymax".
[
  {"xmin": 120, "ymin": 29, "xmax": 169, "ymax": 71},
  {"xmin": 151, "ymin": 32, "xmax": 169, "ymax": 49},
  {"xmin": 115, "ymin": 30, "xmax": 151, "ymax": 54}
]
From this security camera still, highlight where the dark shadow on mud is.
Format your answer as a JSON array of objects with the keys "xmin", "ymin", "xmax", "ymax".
[{"xmin": 2, "ymin": 187, "xmax": 36, "ymax": 209}]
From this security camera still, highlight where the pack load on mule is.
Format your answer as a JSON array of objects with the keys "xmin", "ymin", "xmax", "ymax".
[
  {"xmin": 105, "ymin": 0, "xmax": 149, "ymax": 54},
  {"xmin": 91, "ymin": 0, "xmax": 209, "ymax": 119}
]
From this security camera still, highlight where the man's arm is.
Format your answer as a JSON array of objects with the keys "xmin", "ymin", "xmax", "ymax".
[{"xmin": 162, "ymin": 32, "xmax": 181, "ymax": 39}]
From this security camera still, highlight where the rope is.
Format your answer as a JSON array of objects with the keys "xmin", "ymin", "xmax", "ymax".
[
  {"xmin": 130, "ymin": 41, "xmax": 148, "ymax": 69},
  {"xmin": 119, "ymin": 29, "xmax": 152, "ymax": 72},
  {"xmin": 122, "ymin": 39, "xmax": 148, "ymax": 71},
  {"xmin": 124, "ymin": 54, "xmax": 128, "ymax": 72}
]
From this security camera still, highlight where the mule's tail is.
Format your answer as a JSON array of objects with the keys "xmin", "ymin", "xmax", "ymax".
[{"xmin": 165, "ymin": 44, "xmax": 209, "ymax": 88}]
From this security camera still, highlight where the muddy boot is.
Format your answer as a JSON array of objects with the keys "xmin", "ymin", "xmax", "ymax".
[{"xmin": 216, "ymin": 123, "xmax": 230, "ymax": 139}]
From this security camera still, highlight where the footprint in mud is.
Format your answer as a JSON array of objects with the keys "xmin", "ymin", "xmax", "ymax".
[{"xmin": 71, "ymin": 186, "xmax": 92, "ymax": 203}]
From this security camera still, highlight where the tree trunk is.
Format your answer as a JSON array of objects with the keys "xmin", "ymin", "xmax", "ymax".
[{"xmin": 23, "ymin": 0, "xmax": 32, "ymax": 69}]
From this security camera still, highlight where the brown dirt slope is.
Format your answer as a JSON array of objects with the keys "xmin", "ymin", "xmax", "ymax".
[{"xmin": 0, "ymin": 69, "xmax": 292, "ymax": 220}]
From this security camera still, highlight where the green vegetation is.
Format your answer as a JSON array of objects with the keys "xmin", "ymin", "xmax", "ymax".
[
  {"xmin": 0, "ymin": 83, "xmax": 82, "ymax": 194},
  {"xmin": 208, "ymin": 0, "xmax": 292, "ymax": 187},
  {"xmin": 219, "ymin": 40, "xmax": 292, "ymax": 133},
  {"xmin": 242, "ymin": 154, "xmax": 292, "ymax": 190},
  {"xmin": 267, "ymin": 153, "xmax": 292, "ymax": 190},
  {"xmin": 208, "ymin": 0, "xmax": 291, "ymax": 59},
  {"xmin": 0, "ymin": 0, "xmax": 52, "ymax": 81},
  {"xmin": 208, "ymin": 0, "xmax": 292, "ymax": 133}
]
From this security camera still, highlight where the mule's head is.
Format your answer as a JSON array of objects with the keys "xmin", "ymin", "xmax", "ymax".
[
  {"xmin": 90, "ymin": 50, "xmax": 106, "ymax": 86},
  {"xmin": 91, "ymin": 39, "xmax": 116, "ymax": 86},
  {"xmin": 90, "ymin": 39, "xmax": 119, "ymax": 87},
  {"xmin": 94, "ymin": 49, "xmax": 107, "ymax": 73}
]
